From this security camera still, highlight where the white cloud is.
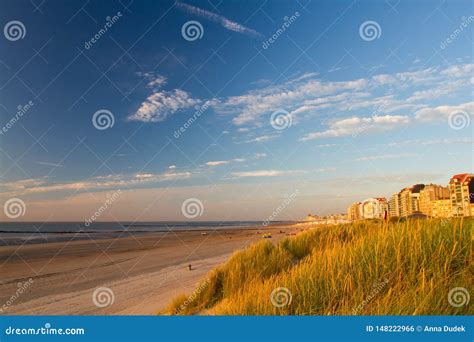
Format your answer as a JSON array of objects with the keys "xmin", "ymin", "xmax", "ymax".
[
  {"xmin": 35, "ymin": 161, "xmax": 64, "ymax": 167},
  {"xmin": 300, "ymin": 115, "xmax": 411, "ymax": 141},
  {"xmin": 176, "ymin": 1, "xmax": 263, "ymax": 39},
  {"xmin": 205, "ymin": 158, "xmax": 245, "ymax": 166},
  {"xmin": 212, "ymin": 63, "xmax": 472, "ymax": 136},
  {"xmin": 354, "ymin": 153, "xmax": 417, "ymax": 162},
  {"xmin": 216, "ymin": 77, "xmax": 369, "ymax": 126},
  {"xmin": 231, "ymin": 170, "xmax": 303, "ymax": 178},
  {"xmin": 415, "ymin": 102, "xmax": 474, "ymax": 122},
  {"xmin": 240, "ymin": 135, "xmax": 279, "ymax": 144},
  {"xmin": 0, "ymin": 172, "xmax": 192, "ymax": 196},
  {"xmin": 136, "ymin": 72, "xmax": 167, "ymax": 90},
  {"xmin": 387, "ymin": 137, "xmax": 473, "ymax": 147},
  {"xmin": 128, "ymin": 89, "xmax": 200, "ymax": 123}
]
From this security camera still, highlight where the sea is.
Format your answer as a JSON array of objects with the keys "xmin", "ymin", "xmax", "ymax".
[{"xmin": 0, "ymin": 221, "xmax": 293, "ymax": 246}]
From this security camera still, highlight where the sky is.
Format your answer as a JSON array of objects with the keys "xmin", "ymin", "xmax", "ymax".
[{"xmin": 0, "ymin": 0, "xmax": 473, "ymax": 222}]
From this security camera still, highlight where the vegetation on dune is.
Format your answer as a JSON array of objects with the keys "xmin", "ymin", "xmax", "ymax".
[{"xmin": 168, "ymin": 219, "xmax": 473, "ymax": 315}]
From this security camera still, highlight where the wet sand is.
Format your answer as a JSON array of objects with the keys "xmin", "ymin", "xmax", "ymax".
[{"xmin": 0, "ymin": 224, "xmax": 302, "ymax": 315}]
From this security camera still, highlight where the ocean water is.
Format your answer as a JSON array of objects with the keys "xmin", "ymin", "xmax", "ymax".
[{"xmin": 0, "ymin": 221, "xmax": 291, "ymax": 246}]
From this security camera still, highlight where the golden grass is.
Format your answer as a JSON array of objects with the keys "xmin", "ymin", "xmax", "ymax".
[{"xmin": 168, "ymin": 218, "xmax": 473, "ymax": 315}]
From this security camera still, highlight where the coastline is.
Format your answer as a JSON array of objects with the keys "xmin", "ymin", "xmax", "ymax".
[{"xmin": 0, "ymin": 224, "xmax": 303, "ymax": 315}]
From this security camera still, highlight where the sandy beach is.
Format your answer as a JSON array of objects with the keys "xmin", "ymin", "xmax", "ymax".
[{"xmin": 0, "ymin": 224, "xmax": 302, "ymax": 315}]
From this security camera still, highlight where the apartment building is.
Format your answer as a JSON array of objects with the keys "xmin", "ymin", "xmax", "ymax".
[
  {"xmin": 449, "ymin": 174, "xmax": 474, "ymax": 217},
  {"xmin": 418, "ymin": 184, "xmax": 450, "ymax": 217}
]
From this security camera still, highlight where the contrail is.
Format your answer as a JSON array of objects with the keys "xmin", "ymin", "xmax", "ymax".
[{"xmin": 176, "ymin": 1, "xmax": 263, "ymax": 39}]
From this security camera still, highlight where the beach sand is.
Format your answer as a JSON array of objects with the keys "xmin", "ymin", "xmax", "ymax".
[{"xmin": 0, "ymin": 224, "xmax": 302, "ymax": 315}]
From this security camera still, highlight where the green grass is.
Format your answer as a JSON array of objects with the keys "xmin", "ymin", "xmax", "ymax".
[{"xmin": 167, "ymin": 218, "xmax": 473, "ymax": 315}]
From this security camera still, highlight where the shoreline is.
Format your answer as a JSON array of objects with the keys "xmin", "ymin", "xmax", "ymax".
[
  {"xmin": 0, "ymin": 224, "xmax": 303, "ymax": 315},
  {"xmin": 0, "ymin": 222, "xmax": 298, "ymax": 247}
]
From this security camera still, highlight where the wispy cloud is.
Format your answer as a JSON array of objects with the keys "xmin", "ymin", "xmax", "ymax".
[
  {"xmin": 212, "ymin": 63, "xmax": 472, "ymax": 139},
  {"xmin": 35, "ymin": 161, "xmax": 64, "ymax": 167},
  {"xmin": 300, "ymin": 115, "xmax": 411, "ymax": 141},
  {"xmin": 0, "ymin": 172, "xmax": 192, "ymax": 196},
  {"xmin": 176, "ymin": 1, "xmax": 263, "ymax": 39},
  {"xmin": 238, "ymin": 134, "xmax": 279, "ymax": 144},
  {"xmin": 387, "ymin": 137, "xmax": 473, "ymax": 147},
  {"xmin": 231, "ymin": 170, "xmax": 304, "ymax": 178},
  {"xmin": 354, "ymin": 153, "xmax": 417, "ymax": 162},
  {"xmin": 136, "ymin": 72, "xmax": 167, "ymax": 90},
  {"xmin": 128, "ymin": 89, "xmax": 200, "ymax": 123},
  {"xmin": 414, "ymin": 101, "xmax": 473, "ymax": 122},
  {"xmin": 205, "ymin": 158, "xmax": 245, "ymax": 166}
]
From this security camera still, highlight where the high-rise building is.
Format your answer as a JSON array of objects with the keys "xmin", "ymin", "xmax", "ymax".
[
  {"xmin": 431, "ymin": 199, "xmax": 452, "ymax": 218},
  {"xmin": 347, "ymin": 202, "xmax": 361, "ymax": 221},
  {"xmin": 418, "ymin": 184, "xmax": 450, "ymax": 217},
  {"xmin": 449, "ymin": 174, "xmax": 474, "ymax": 217},
  {"xmin": 360, "ymin": 198, "xmax": 388, "ymax": 219},
  {"xmin": 388, "ymin": 193, "xmax": 400, "ymax": 217},
  {"xmin": 399, "ymin": 184, "xmax": 425, "ymax": 217}
]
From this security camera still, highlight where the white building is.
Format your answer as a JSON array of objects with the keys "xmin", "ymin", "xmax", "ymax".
[{"xmin": 360, "ymin": 198, "xmax": 388, "ymax": 219}]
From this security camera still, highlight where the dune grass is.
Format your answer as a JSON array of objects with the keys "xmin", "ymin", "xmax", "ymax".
[{"xmin": 168, "ymin": 218, "xmax": 472, "ymax": 315}]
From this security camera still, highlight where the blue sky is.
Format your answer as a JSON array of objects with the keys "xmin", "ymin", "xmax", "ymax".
[{"xmin": 0, "ymin": 0, "xmax": 472, "ymax": 221}]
